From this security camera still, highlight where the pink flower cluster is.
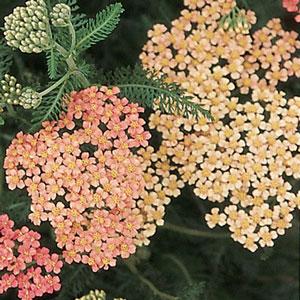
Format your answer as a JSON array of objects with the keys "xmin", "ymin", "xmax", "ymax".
[
  {"xmin": 282, "ymin": 0, "xmax": 300, "ymax": 22},
  {"xmin": 4, "ymin": 86, "xmax": 151, "ymax": 271},
  {"xmin": 0, "ymin": 214, "xmax": 62, "ymax": 300}
]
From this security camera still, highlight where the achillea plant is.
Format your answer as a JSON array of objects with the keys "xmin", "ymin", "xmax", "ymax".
[
  {"xmin": 0, "ymin": 0, "xmax": 211, "ymax": 298},
  {"xmin": 4, "ymin": 86, "xmax": 154, "ymax": 271},
  {"xmin": 0, "ymin": 214, "xmax": 62, "ymax": 300},
  {"xmin": 140, "ymin": 0, "xmax": 300, "ymax": 252}
]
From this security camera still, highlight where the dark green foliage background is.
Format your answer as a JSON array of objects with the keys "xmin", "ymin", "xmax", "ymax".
[{"xmin": 0, "ymin": 0, "xmax": 299, "ymax": 299}]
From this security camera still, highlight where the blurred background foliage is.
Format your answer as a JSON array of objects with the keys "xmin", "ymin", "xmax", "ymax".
[{"xmin": 0, "ymin": 0, "xmax": 299, "ymax": 299}]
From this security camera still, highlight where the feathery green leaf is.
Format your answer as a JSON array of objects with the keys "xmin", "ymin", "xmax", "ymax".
[
  {"xmin": 31, "ymin": 79, "xmax": 69, "ymax": 127},
  {"xmin": 180, "ymin": 282, "xmax": 206, "ymax": 300},
  {"xmin": 0, "ymin": 39, "xmax": 13, "ymax": 79},
  {"xmin": 76, "ymin": 3, "xmax": 124, "ymax": 52},
  {"xmin": 0, "ymin": 191, "xmax": 31, "ymax": 226},
  {"xmin": 99, "ymin": 64, "xmax": 212, "ymax": 120},
  {"xmin": 46, "ymin": 48, "xmax": 60, "ymax": 79},
  {"xmin": 56, "ymin": 264, "xmax": 96, "ymax": 300},
  {"xmin": 31, "ymin": 71, "xmax": 89, "ymax": 128}
]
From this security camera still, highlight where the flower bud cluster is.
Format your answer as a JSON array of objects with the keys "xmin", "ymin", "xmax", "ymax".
[
  {"xmin": 4, "ymin": 0, "xmax": 50, "ymax": 53},
  {"xmin": 0, "ymin": 214, "xmax": 62, "ymax": 300},
  {"xmin": 0, "ymin": 74, "xmax": 23, "ymax": 106},
  {"xmin": 76, "ymin": 289, "xmax": 125, "ymax": 300},
  {"xmin": 19, "ymin": 88, "xmax": 42, "ymax": 109},
  {"xmin": 220, "ymin": 7, "xmax": 250, "ymax": 34},
  {"xmin": 0, "ymin": 74, "xmax": 41, "ymax": 109},
  {"xmin": 50, "ymin": 4, "xmax": 71, "ymax": 27}
]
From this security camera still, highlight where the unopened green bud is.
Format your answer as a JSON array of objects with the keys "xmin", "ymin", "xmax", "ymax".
[
  {"xmin": 75, "ymin": 290, "xmax": 107, "ymax": 300},
  {"xmin": 0, "ymin": 74, "xmax": 22, "ymax": 106},
  {"xmin": 19, "ymin": 88, "xmax": 42, "ymax": 109},
  {"xmin": 4, "ymin": 0, "xmax": 50, "ymax": 53},
  {"xmin": 75, "ymin": 290, "xmax": 126, "ymax": 300},
  {"xmin": 223, "ymin": 21, "xmax": 230, "ymax": 30},
  {"xmin": 50, "ymin": 3, "xmax": 71, "ymax": 27},
  {"xmin": 219, "ymin": 7, "xmax": 251, "ymax": 34}
]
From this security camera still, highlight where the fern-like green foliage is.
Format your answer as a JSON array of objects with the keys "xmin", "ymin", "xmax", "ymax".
[
  {"xmin": 100, "ymin": 65, "xmax": 212, "ymax": 120},
  {"xmin": 76, "ymin": 3, "xmax": 124, "ymax": 53},
  {"xmin": 56, "ymin": 264, "xmax": 96, "ymax": 300},
  {"xmin": 31, "ymin": 71, "xmax": 88, "ymax": 128},
  {"xmin": 31, "ymin": 80, "xmax": 69, "ymax": 127},
  {"xmin": 46, "ymin": 48, "xmax": 60, "ymax": 79},
  {"xmin": 0, "ymin": 191, "xmax": 31, "ymax": 226},
  {"xmin": 180, "ymin": 282, "xmax": 206, "ymax": 300},
  {"xmin": 0, "ymin": 39, "xmax": 13, "ymax": 79}
]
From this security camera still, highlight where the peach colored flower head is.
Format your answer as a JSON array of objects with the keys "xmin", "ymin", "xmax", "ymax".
[
  {"xmin": 140, "ymin": 0, "xmax": 300, "ymax": 252},
  {"xmin": 0, "ymin": 214, "xmax": 62, "ymax": 300},
  {"xmin": 4, "ymin": 86, "xmax": 152, "ymax": 271}
]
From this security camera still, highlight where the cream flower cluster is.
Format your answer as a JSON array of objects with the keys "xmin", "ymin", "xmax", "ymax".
[
  {"xmin": 75, "ymin": 289, "xmax": 125, "ymax": 300},
  {"xmin": 50, "ymin": 3, "xmax": 71, "ymax": 27},
  {"xmin": 0, "ymin": 74, "xmax": 42, "ymax": 109},
  {"xmin": 140, "ymin": 0, "xmax": 300, "ymax": 252},
  {"xmin": 4, "ymin": 86, "xmax": 155, "ymax": 270},
  {"xmin": 4, "ymin": 0, "xmax": 50, "ymax": 53}
]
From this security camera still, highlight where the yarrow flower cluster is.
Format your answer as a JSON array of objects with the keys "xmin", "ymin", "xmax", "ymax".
[
  {"xmin": 75, "ymin": 289, "xmax": 125, "ymax": 300},
  {"xmin": 5, "ymin": 86, "xmax": 152, "ymax": 271},
  {"xmin": 0, "ymin": 74, "xmax": 41, "ymax": 110},
  {"xmin": 282, "ymin": 0, "xmax": 300, "ymax": 22},
  {"xmin": 140, "ymin": 0, "xmax": 300, "ymax": 252},
  {"xmin": 0, "ymin": 214, "xmax": 62, "ymax": 300},
  {"xmin": 50, "ymin": 3, "xmax": 71, "ymax": 27},
  {"xmin": 4, "ymin": 0, "xmax": 50, "ymax": 53}
]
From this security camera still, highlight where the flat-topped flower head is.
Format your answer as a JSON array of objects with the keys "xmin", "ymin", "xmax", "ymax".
[
  {"xmin": 5, "ymin": 86, "xmax": 152, "ymax": 271},
  {"xmin": 140, "ymin": 0, "xmax": 300, "ymax": 252},
  {"xmin": 0, "ymin": 214, "xmax": 62, "ymax": 300}
]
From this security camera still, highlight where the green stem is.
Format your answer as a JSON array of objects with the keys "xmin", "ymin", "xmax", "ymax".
[
  {"xmin": 125, "ymin": 261, "xmax": 178, "ymax": 300},
  {"xmin": 40, "ymin": 78, "xmax": 69, "ymax": 123},
  {"xmin": 65, "ymin": 56, "xmax": 90, "ymax": 86},
  {"xmin": 0, "ymin": 133, "xmax": 14, "ymax": 141},
  {"xmin": 68, "ymin": 21, "xmax": 76, "ymax": 54},
  {"xmin": 74, "ymin": 70, "xmax": 90, "ymax": 87},
  {"xmin": 39, "ymin": 72, "xmax": 71, "ymax": 97},
  {"xmin": 54, "ymin": 42, "xmax": 69, "ymax": 57},
  {"xmin": 163, "ymin": 255, "xmax": 192, "ymax": 285},
  {"xmin": 163, "ymin": 223, "xmax": 229, "ymax": 239},
  {"xmin": 6, "ymin": 104, "xmax": 16, "ymax": 115},
  {"xmin": 8, "ymin": 202, "xmax": 28, "ymax": 210},
  {"xmin": 66, "ymin": 56, "xmax": 77, "ymax": 71},
  {"xmin": 55, "ymin": 42, "xmax": 90, "ymax": 87}
]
